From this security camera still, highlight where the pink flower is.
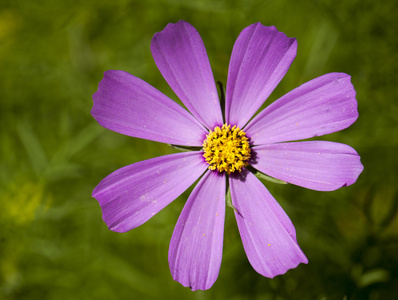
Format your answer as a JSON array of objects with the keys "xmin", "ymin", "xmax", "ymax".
[{"xmin": 91, "ymin": 21, "xmax": 363, "ymax": 290}]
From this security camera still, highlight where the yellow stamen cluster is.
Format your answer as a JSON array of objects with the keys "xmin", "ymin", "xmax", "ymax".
[{"xmin": 203, "ymin": 124, "xmax": 251, "ymax": 174}]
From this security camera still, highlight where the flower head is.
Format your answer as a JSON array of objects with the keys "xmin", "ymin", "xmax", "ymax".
[{"xmin": 91, "ymin": 20, "xmax": 363, "ymax": 290}]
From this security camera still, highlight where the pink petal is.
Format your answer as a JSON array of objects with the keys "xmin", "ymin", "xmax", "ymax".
[
  {"xmin": 92, "ymin": 70, "xmax": 207, "ymax": 146},
  {"xmin": 245, "ymin": 73, "xmax": 358, "ymax": 144},
  {"xmin": 225, "ymin": 23, "xmax": 297, "ymax": 128},
  {"xmin": 229, "ymin": 170, "xmax": 307, "ymax": 278},
  {"xmin": 252, "ymin": 141, "xmax": 364, "ymax": 191},
  {"xmin": 92, "ymin": 151, "xmax": 207, "ymax": 232},
  {"xmin": 151, "ymin": 21, "xmax": 223, "ymax": 129},
  {"xmin": 169, "ymin": 171, "xmax": 226, "ymax": 291}
]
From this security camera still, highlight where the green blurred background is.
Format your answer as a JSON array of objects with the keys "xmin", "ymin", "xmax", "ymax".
[{"xmin": 1, "ymin": 0, "xmax": 397, "ymax": 299}]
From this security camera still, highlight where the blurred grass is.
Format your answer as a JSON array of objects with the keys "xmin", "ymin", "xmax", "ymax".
[{"xmin": 1, "ymin": 0, "xmax": 398, "ymax": 299}]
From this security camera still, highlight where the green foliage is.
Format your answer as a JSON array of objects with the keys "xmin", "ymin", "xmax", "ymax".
[{"xmin": 1, "ymin": 0, "xmax": 397, "ymax": 299}]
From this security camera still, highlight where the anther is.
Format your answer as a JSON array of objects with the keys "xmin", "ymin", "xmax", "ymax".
[{"xmin": 202, "ymin": 124, "xmax": 251, "ymax": 174}]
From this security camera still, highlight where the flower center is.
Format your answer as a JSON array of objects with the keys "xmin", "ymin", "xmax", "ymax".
[{"xmin": 203, "ymin": 124, "xmax": 251, "ymax": 174}]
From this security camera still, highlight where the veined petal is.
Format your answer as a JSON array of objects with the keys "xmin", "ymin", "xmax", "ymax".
[
  {"xmin": 229, "ymin": 170, "xmax": 307, "ymax": 278},
  {"xmin": 225, "ymin": 23, "xmax": 297, "ymax": 128},
  {"xmin": 245, "ymin": 73, "xmax": 358, "ymax": 144},
  {"xmin": 92, "ymin": 151, "xmax": 207, "ymax": 233},
  {"xmin": 169, "ymin": 171, "xmax": 226, "ymax": 291},
  {"xmin": 252, "ymin": 141, "xmax": 364, "ymax": 191},
  {"xmin": 92, "ymin": 70, "xmax": 207, "ymax": 146},
  {"xmin": 151, "ymin": 20, "xmax": 223, "ymax": 129}
]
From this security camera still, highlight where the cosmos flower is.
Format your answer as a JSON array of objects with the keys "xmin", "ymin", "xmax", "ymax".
[{"xmin": 91, "ymin": 20, "xmax": 363, "ymax": 290}]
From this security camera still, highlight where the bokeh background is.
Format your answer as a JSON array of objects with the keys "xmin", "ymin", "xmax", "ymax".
[{"xmin": 1, "ymin": 0, "xmax": 397, "ymax": 299}]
